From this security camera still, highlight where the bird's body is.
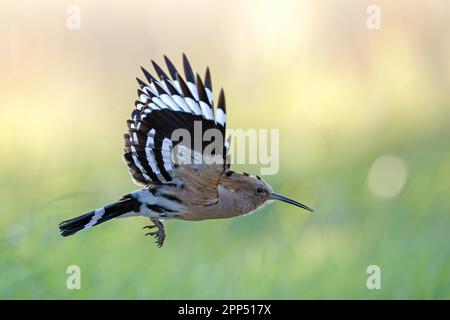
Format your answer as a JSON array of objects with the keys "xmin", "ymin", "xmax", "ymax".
[{"xmin": 59, "ymin": 54, "xmax": 313, "ymax": 247}]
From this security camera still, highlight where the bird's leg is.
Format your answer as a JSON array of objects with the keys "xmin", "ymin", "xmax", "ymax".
[{"xmin": 143, "ymin": 218, "xmax": 166, "ymax": 248}]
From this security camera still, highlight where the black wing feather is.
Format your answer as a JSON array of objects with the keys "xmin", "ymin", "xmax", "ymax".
[{"xmin": 124, "ymin": 55, "xmax": 228, "ymax": 186}]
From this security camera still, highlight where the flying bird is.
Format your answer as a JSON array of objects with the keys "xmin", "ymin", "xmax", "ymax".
[{"xmin": 59, "ymin": 54, "xmax": 313, "ymax": 247}]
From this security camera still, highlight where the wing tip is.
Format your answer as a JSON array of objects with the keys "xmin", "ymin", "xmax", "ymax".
[
  {"xmin": 182, "ymin": 53, "xmax": 195, "ymax": 83},
  {"xmin": 151, "ymin": 59, "xmax": 169, "ymax": 80},
  {"xmin": 218, "ymin": 88, "xmax": 226, "ymax": 111},
  {"xmin": 164, "ymin": 55, "xmax": 179, "ymax": 79},
  {"xmin": 204, "ymin": 67, "xmax": 212, "ymax": 90}
]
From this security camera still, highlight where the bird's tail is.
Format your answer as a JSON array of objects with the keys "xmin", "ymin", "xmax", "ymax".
[{"xmin": 58, "ymin": 194, "xmax": 141, "ymax": 237}]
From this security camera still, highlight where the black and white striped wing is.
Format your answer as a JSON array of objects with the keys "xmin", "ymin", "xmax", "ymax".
[{"xmin": 124, "ymin": 54, "xmax": 228, "ymax": 187}]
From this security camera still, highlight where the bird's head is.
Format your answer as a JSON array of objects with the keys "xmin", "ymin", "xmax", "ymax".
[{"xmin": 221, "ymin": 171, "xmax": 314, "ymax": 213}]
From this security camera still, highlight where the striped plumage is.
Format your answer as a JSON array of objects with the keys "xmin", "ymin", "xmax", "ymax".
[{"xmin": 59, "ymin": 54, "xmax": 313, "ymax": 247}]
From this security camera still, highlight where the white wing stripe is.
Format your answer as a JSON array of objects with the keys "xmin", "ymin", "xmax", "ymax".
[
  {"xmin": 130, "ymin": 145, "xmax": 152, "ymax": 181},
  {"xmin": 159, "ymin": 81, "xmax": 170, "ymax": 93},
  {"xmin": 132, "ymin": 132, "xmax": 139, "ymax": 143},
  {"xmin": 152, "ymin": 97, "xmax": 169, "ymax": 110},
  {"xmin": 185, "ymin": 97, "xmax": 202, "ymax": 115},
  {"xmin": 162, "ymin": 138, "xmax": 173, "ymax": 173},
  {"xmin": 149, "ymin": 83, "xmax": 158, "ymax": 94},
  {"xmin": 172, "ymin": 95, "xmax": 192, "ymax": 113},
  {"xmin": 145, "ymin": 129, "xmax": 167, "ymax": 182},
  {"xmin": 200, "ymin": 101, "xmax": 214, "ymax": 120},
  {"xmin": 143, "ymin": 86, "xmax": 157, "ymax": 96},
  {"xmin": 160, "ymin": 94, "xmax": 181, "ymax": 111},
  {"xmin": 145, "ymin": 148, "xmax": 167, "ymax": 182},
  {"xmin": 205, "ymin": 88, "xmax": 213, "ymax": 106},
  {"xmin": 147, "ymin": 128, "xmax": 156, "ymax": 147},
  {"xmin": 139, "ymin": 94, "xmax": 149, "ymax": 103},
  {"xmin": 171, "ymin": 80, "xmax": 182, "ymax": 94},
  {"xmin": 148, "ymin": 102, "xmax": 160, "ymax": 111},
  {"xmin": 216, "ymin": 108, "xmax": 226, "ymax": 126},
  {"xmin": 161, "ymin": 142, "xmax": 172, "ymax": 152},
  {"xmin": 187, "ymin": 82, "xmax": 199, "ymax": 100}
]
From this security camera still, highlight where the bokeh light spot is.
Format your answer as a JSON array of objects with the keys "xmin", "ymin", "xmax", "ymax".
[{"xmin": 367, "ymin": 155, "xmax": 408, "ymax": 198}]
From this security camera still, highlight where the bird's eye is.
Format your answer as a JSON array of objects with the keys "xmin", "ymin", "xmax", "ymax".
[{"xmin": 256, "ymin": 187, "xmax": 264, "ymax": 195}]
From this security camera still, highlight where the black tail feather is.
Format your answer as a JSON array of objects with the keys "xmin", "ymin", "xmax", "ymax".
[
  {"xmin": 59, "ymin": 211, "xmax": 96, "ymax": 237},
  {"xmin": 58, "ymin": 195, "xmax": 141, "ymax": 237}
]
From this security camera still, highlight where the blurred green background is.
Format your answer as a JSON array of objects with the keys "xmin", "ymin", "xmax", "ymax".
[{"xmin": 1, "ymin": 0, "xmax": 449, "ymax": 299}]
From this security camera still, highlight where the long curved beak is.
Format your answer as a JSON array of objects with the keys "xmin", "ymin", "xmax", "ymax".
[{"xmin": 270, "ymin": 193, "xmax": 314, "ymax": 212}]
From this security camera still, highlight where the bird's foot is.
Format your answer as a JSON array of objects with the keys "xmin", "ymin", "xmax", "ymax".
[{"xmin": 143, "ymin": 218, "xmax": 166, "ymax": 248}]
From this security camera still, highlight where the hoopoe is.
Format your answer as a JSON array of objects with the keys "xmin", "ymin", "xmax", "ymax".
[{"xmin": 59, "ymin": 54, "xmax": 313, "ymax": 247}]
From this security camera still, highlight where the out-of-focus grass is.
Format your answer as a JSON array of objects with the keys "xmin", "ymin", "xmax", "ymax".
[
  {"xmin": 1, "ymin": 0, "xmax": 450, "ymax": 299},
  {"xmin": 1, "ymin": 126, "xmax": 449, "ymax": 299}
]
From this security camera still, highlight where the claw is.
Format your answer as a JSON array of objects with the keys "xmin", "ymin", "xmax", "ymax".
[{"xmin": 143, "ymin": 218, "xmax": 166, "ymax": 248}]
